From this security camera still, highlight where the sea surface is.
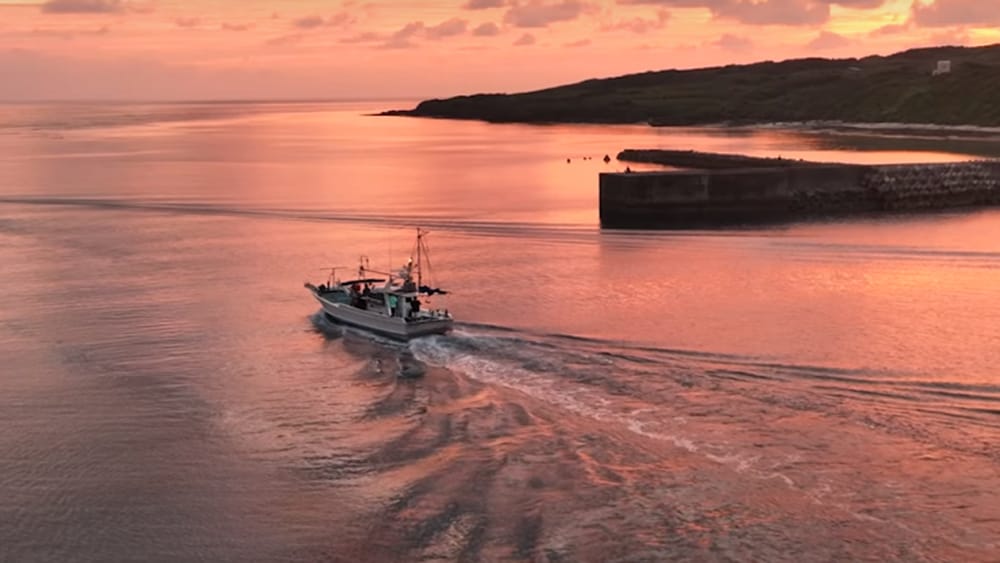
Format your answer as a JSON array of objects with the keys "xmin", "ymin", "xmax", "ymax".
[{"xmin": 1, "ymin": 101, "xmax": 998, "ymax": 562}]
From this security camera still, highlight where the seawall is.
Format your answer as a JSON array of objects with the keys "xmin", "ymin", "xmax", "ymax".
[
  {"xmin": 599, "ymin": 159, "xmax": 1000, "ymax": 228},
  {"xmin": 617, "ymin": 149, "xmax": 826, "ymax": 170}
]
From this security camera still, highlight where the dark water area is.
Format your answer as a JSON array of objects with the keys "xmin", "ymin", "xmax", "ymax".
[{"xmin": 1, "ymin": 102, "xmax": 998, "ymax": 561}]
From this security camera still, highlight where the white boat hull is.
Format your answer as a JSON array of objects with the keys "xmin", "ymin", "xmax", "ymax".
[{"xmin": 308, "ymin": 287, "xmax": 452, "ymax": 339}]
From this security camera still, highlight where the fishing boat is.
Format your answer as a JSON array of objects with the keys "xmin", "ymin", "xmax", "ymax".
[{"xmin": 304, "ymin": 228, "xmax": 453, "ymax": 339}]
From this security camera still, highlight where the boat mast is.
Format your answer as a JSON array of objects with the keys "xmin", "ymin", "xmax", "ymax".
[
  {"xmin": 358, "ymin": 255, "xmax": 369, "ymax": 280},
  {"xmin": 416, "ymin": 228, "xmax": 423, "ymax": 288}
]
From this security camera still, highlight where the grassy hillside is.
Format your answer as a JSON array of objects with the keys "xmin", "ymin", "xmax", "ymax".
[{"xmin": 386, "ymin": 44, "xmax": 1000, "ymax": 127}]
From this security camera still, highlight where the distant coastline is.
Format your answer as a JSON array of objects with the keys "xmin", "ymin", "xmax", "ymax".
[{"xmin": 382, "ymin": 44, "xmax": 1000, "ymax": 129}]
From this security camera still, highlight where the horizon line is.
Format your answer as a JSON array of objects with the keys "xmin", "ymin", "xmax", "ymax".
[{"xmin": 0, "ymin": 96, "xmax": 434, "ymax": 105}]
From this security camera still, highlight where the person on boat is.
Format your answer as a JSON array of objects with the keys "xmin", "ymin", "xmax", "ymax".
[
  {"xmin": 406, "ymin": 297, "xmax": 421, "ymax": 319},
  {"xmin": 350, "ymin": 283, "xmax": 363, "ymax": 308}
]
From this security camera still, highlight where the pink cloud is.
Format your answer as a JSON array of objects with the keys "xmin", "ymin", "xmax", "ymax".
[
  {"xmin": 395, "ymin": 22, "xmax": 427, "ymax": 37},
  {"xmin": 472, "ymin": 22, "xmax": 501, "ymax": 36},
  {"xmin": 293, "ymin": 15, "xmax": 326, "ymax": 29},
  {"xmin": 41, "ymin": 0, "xmax": 126, "ymax": 13},
  {"xmin": 927, "ymin": 28, "xmax": 970, "ymax": 45},
  {"xmin": 291, "ymin": 12, "xmax": 355, "ymax": 29},
  {"xmin": 911, "ymin": 0, "xmax": 1000, "ymax": 27},
  {"xmin": 266, "ymin": 34, "xmax": 304, "ymax": 46},
  {"xmin": 833, "ymin": 0, "xmax": 884, "ymax": 7},
  {"xmin": 426, "ymin": 18, "xmax": 468, "ymax": 39},
  {"xmin": 616, "ymin": 0, "xmax": 889, "ymax": 26},
  {"xmin": 465, "ymin": 0, "xmax": 507, "ymax": 8},
  {"xmin": 713, "ymin": 33, "xmax": 753, "ymax": 51},
  {"xmin": 869, "ymin": 21, "xmax": 910, "ymax": 36},
  {"xmin": 601, "ymin": 10, "xmax": 670, "ymax": 33},
  {"xmin": 382, "ymin": 21, "xmax": 424, "ymax": 49},
  {"xmin": 806, "ymin": 30, "xmax": 850, "ymax": 49},
  {"xmin": 513, "ymin": 32, "xmax": 536, "ymax": 45},
  {"xmin": 329, "ymin": 12, "xmax": 355, "ymax": 27},
  {"xmin": 504, "ymin": 0, "xmax": 594, "ymax": 28},
  {"xmin": 350, "ymin": 18, "xmax": 472, "ymax": 48},
  {"xmin": 340, "ymin": 31, "xmax": 382, "ymax": 44},
  {"xmin": 26, "ymin": 25, "xmax": 110, "ymax": 40},
  {"xmin": 722, "ymin": 1, "xmax": 828, "ymax": 25}
]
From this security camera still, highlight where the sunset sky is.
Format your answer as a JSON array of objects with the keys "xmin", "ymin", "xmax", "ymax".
[{"xmin": 1, "ymin": 0, "xmax": 998, "ymax": 100}]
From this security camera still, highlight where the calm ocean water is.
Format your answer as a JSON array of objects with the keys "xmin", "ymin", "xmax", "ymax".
[{"xmin": 1, "ymin": 101, "xmax": 998, "ymax": 561}]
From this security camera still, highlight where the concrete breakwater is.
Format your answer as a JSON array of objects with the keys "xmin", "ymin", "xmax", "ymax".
[
  {"xmin": 600, "ymin": 151, "xmax": 1000, "ymax": 228},
  {"xmin": 616, "ymin": 149, "xmax": 825, "ymax": 170}
]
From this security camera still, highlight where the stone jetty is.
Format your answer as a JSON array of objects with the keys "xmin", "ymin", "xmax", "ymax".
[{"xmin": 600, "ymin": 150, "xmax": 1000, "ymax": 228}]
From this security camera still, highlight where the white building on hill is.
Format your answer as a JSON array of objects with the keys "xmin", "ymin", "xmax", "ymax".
[{"xmin": 932, "ymin": 60, "xmax": 952, "ymax": 76}]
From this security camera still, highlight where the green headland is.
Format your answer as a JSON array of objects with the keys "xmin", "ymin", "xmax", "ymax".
[{"xmin": 384, "ymin": 44, "xmax": 1000, "ymax": 127}]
